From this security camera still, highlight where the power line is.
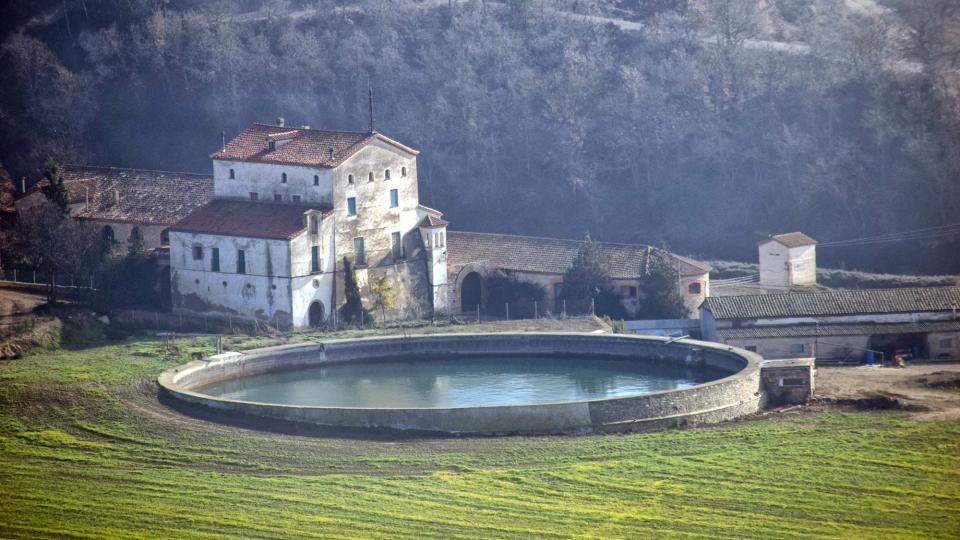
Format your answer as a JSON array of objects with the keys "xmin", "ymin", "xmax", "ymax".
[{"xmin": 818, "ymin": 222, "xmax": 960, "ymax": 248}]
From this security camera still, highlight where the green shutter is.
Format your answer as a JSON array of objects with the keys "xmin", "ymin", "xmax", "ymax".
[
  {"xmin": 354, "ymin": 237, "xmax": 365, "ymax": 265},
  {"xmin": 392, "ymin": 232, "xmax": 402, "ymax": 259},
  {"xmin": 211, "ymin": 248, "xmax": 220, "ymax": 272},
  {"xmin": 389, "ymin": 189, "xmax": 398, "ymax": 208},
  {"xmin": 237, "ymin": 250, "xmax": 246, "ymax": 274},
  {"xmin": 347, "ymin": 197, "xmax": 356, "ymax": 215}
]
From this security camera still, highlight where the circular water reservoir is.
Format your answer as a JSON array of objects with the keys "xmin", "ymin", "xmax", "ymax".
[
  {"xmin": 159, "ymin": 333, "xmax": 763, "ymax": 435},
  {"xmin": 195, "ymin": 356, "xmax": 729, "ymax": 408}
]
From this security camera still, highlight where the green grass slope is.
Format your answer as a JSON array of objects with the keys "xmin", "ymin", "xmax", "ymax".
[{"xmin": 1, "ymin": 336, "xmax": 959, "ymax": 538}]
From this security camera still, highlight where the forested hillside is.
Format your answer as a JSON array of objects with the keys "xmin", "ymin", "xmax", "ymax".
[{"xmin": 2, "ymin": 0, "xmax": 958, "ymax": 272}]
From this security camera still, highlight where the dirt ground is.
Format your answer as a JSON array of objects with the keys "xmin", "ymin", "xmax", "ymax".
[
  {"xmin": 815, "ymin": 363, "xmax": 960, "ymax": 421},
  {"xmin": 0, "ymin": 287, "xmax": 46, "ymax": 317}
]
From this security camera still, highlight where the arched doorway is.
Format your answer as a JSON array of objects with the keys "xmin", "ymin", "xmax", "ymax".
[
  {"xmin": 460, "ymin": 272, "xmax": 481, "ymax": 312},
  {"xmin": 308, "ymin": 301, "xmax": 325, "ymax": 328}
]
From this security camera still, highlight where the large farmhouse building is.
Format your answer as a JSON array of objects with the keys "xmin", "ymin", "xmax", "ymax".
[{"xmin": 160, "ymin": 119, "xmax": 713, "ymax": 328}]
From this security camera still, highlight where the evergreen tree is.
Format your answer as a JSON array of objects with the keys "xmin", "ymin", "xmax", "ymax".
[
  {"xmin": 561, "ymin": 235, "xmax": 626, "ymax": 318},
  {"xmin": 40, "ymin": 162, "xmax": 69, "ymax": 215},
  {"xmin": 635, "ymin": 248, "xmax": 688, "ymax": 319},
  {"xmin": 340, "ymin": 257, "xmax": 368, "ymax": 325}
]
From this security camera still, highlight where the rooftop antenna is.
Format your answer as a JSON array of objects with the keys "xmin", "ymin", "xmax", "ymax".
[
  {"xmin": 368, "ymin": 81, "xmax": 375, "ymax": 134},
  {"xmin": 220, "ymin": 130, "xmax": 226, "ymax": 153}
]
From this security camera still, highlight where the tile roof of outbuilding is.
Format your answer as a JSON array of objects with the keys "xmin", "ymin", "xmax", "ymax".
[
  {"xmin": 20, "ymin": 165, "xmax": 213, "ymax": 225},
  {"xmin": 446, "ymin": 231, "xmax": 711, "ymax": 278},
  {"xmin": 718, "ymin": 320, "xmax": 960, "ymax": 339},
  {"xmin": 702, "ymin": 286, "xmax": 960, "ymax": 320},
  {"xmin": 170, "ymin": 199, "xmax": 330, "ymax": 240},
  {"xmin": 210, "ymin": 123, "xmax": 417, "ymax": 168},
  {"xmin": 761, "ymin": 231, "xmax": 817, "ymax": 248},
  {"xmin": 420, "ymin": 215, "xmax": 449, "ymax": 228}
]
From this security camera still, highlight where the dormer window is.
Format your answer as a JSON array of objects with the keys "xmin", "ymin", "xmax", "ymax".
[
  {"xmin": 281, "ymin": 172, "xmax": 287, "ymax": 183},
  {"xmin": 368, "ymin": 172, "xmax": 374, "ymax": 182},
  {"xmin": 385, "ymin": 169, "xmax": 391, "ymax": 180},
  {"xmin": 268, "ymin": 140, "xmax": 277, "ymax": 151},
  {"xmin": 229, "ymin": 168, "xmax": 235, "ymax": 179},
  {"xmin": 401, "ymin": 167, "xmax": 407, "ymax": 177}
]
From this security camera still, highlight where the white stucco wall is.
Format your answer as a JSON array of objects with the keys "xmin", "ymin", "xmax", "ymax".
[
  {"xmin": 169, "ymin": 230, "xmax": 293, "ymax": 323},
  {"xmin": 289, "ymin": 217, "xmax": 336, "ymax": 327},
  {"xmin": 787, "ymin": 244, "xmax": 816, "ymax": 286},
  {"xmin": 212, "ymin": 160, "xmax": 333, "ymax": 205},
  {"xmin": 332, "ymin": 140, "xmax": 421, "ymax": 269},
  {"xmin": 758, "ymin": 240, "xmax": 790, "ymax": 287}
]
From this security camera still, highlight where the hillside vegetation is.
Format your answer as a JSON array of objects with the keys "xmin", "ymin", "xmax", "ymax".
[
  {"xmin": 0, "ymin": 334, "xmax": 958, "ymax": 538},
  {"xmin": 1, "ymin": 0, "xmax": 958, "ymax": 272}
]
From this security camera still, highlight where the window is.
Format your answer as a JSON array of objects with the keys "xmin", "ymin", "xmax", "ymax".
[
  {"xmin": 229, "ymin": 168, "xmax": 235, "ymax": 179},
  {"xmin": 292, "ymin": 195, "xmax": 301, "ymax": 203},
  {"xmin": 268, "ymin": 140, "xmax": 277, "ymax": 151},
  {"xmin": 249, "ymin": 192, "xmax": 259, "ymax": 201},
  {"xmin": 354, "ymin": 237, "xmax": 365, "ymax": 265},
  {"xmin": 313, "ymin": 175, "xmax": 320, "ymax": 186},
  {"xmin": 621, "ymin": 285, "xmax": 637, "ymax": 298},
  {"xmin": 688, "ymin": 282, "xmax": 702, "ymax": 294},
  {"xmin": 192, "ymin": 246, "xmax": 203, "ymax": 260},
  {"xmin": 389, "ymin": 189, "xmax": 399, "ymax": 208},
  {"xmin": 941, "ymin": 338, "xmax": 955, "ymax": 349},
  {"xmin": 779, "ymin": 378, "xmax": 807, "ymax": 387},
  {"xmin": 401, "ymin": 166, "xmax": 407, "ymax": 177},
  {"xmin": 392, "ymin": 232, "xmax": 403, "ymax": 259},
  {"xmin": 385, "ymin": 169, "xmax": 391, "ymax": 180},
  {"xmin": 311, "ymin": 246, "xmax": 320, "ymax": 273},
  {"xmin": 281, "ymin": 172, "xmax": 287, "ymax": 184},
  {"xmin": 237, "ymin": 249, "xmax": 246, "ymax": 274},
  {"xmin": 347, "ymin": 197, "xmax": 357, "ymax": 216},
  {"xmin": 368, "ymin": 172, "xmax": 374, "ymax": 182},
  {"xmin": 274, "ymin": 194, "xmax": 283, "ymax": 202},
  {"xmin": 348, "ymin": 174, "xmax": 354, "ymax": 184},
  {"xmin": 745, "ymin": 345, "xmax": 757, "ymax": 353},
  {"xmin": 211, "ymin": 248, "xmax": 220, "ymax": 272},
  {"xmin": 789, "ymin": 343, "xmax": 805, "ymax": 354}
]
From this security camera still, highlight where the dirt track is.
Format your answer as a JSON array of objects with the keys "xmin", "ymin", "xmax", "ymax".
[{"xmin": 816, "ymin": 364, "xmax": 960, "ymax": 420}]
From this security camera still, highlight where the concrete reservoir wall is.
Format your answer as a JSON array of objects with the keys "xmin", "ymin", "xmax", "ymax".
[{"xmin": 158, "ymin": 333, "xmax": 763, "ymax": 435}]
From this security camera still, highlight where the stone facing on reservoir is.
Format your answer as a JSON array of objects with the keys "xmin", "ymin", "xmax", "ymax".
[{"xmin": 158, "ymin": 333, "xmax": 764, "ymax": 435}]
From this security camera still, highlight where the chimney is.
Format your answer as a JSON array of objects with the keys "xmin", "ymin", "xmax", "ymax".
[
  {"xmin": 276, "ymin": 117, "xmax": 285, "ymax": 127},
  {"xmin": 328, "ymin": 147, "xmax": 335, "ymax": 160},
  {"xmin": 114, "ymin": 189, "xmax": 120, "ymax": 205},
  {"xmin": 220, "ymin": 130, "xmax": 226, "ymax": 153}
]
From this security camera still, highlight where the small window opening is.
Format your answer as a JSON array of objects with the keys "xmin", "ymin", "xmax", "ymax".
[
  {"xmin": 688, "ymin": 282, "xmax": 702, "ymax": 294},
  {"xmin": 274, "ymin": 194, "xmax": 282, "ymax": 202},
  {"xmin": 192, "ymin": 246, "xmax": 203, "ymax": 260},
  {"xmin": 313, "ymin": 175, "xmax": 319, "ymax": 186},
  {"xmin": 292, "ymin": 195, "xmax": 301, "ymax": 203},
  {"xmin": 789, "ymin": 343, "xmax": 805, "ymax": 354},
  {"xmin": 281, "ymin": 172, "xmax": 287, "ymax": 183},
  {"xmin": 211, "ymin": 247, "xmax": 220, "ymax": 272},
  {"xmin": 348, "ymin": 174, "xmax": 354, "ymax": 184},
  {"xmin": 249, "ymin": 192, "xmax": 259, "ymax": 201},
  {"xmin": 368, "ymin": 172, "xmax": 374, "ymax": 182},
  {"xmin": 237, "ymin": 249, "xmax": 246, "ymax": 274},
  {"xmin": 229, "ymin": 168, "xmax": 235, "ymax": 179},
  {"xmin": 268, "ymin": 140, "xmax": 276, "ymax": 151},
  {"xmin": 401, "ymin": 166, "xmax": 407, "ymax": 177},
  {"xmin": 385, "ymin": 169, "xmax": 391, "ymax": 180}
]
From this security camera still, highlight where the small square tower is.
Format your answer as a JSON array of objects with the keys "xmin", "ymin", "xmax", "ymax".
[{"xmin": 758, "ymin": 232, "xmax": 817, "ymax": 288}]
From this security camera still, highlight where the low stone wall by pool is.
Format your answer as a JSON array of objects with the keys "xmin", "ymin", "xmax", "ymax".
[{"xmin": 158, "ymin": 333, "xmax": 763, "ymax": 435}]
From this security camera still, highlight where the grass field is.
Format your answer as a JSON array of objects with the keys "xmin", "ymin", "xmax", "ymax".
[{"xmin": 1, "ymin": 333, "xmax": 959, "ymax": 538}]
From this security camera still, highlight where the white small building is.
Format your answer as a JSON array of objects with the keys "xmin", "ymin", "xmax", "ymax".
[{"xmin": 758, "ymin": 232, "xmax": 817, "ymax": 288}]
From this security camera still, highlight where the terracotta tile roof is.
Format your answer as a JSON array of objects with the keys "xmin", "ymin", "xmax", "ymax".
[
  {"xmin": 702, "ymin": 286, "xmax": 960, "ymax": 320},
  {"xmin": 170, "ymin": 199, "xmax": 330, "ymax": 240},
  {"xmin": 19, "ymin": 165, "xmax": 213, "ymax": 225},
  {"xmin": 718, "ymin": 320, "xmax": 960, "ymax": 339},
  {"xmin": 210, "ymin": 123, "xmax": 417, "ymax": 168},
  {"xmin": 446, "ymin": 231, "xmax": 711, "ymax": 279},
  {"xmin": 420, "ymin": 215, "xmax": 449, "ymax": 228},
  {"xmin": 761, "ymin": 231, "xmax": 817, "ymax": 248}
]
